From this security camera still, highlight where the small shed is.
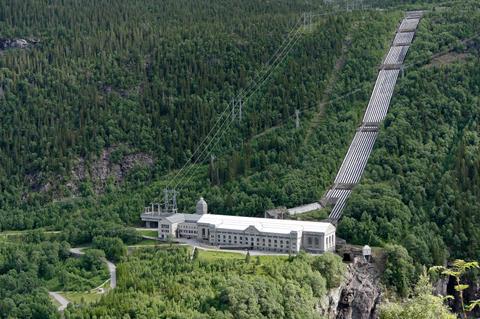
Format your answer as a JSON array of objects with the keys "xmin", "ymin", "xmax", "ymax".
[
  {"xmin": 362, "ymin": 245, "xmax": 372, "ymax": 262},
  {"xmin": 264, "ymin": 207, "xmax": 288, "ymax": 219}
]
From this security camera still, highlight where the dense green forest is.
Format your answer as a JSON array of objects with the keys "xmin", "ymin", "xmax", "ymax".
[
  {"xmin": 0, "ymin": 237, "xmax": 109, "ymax": 318},
  {"xmin": 339, "ymin": 0, "xmax": 480, "ymax": 268},
  {"xmin": 0, "ymin": 0, "xmax": 377, "ymax": 315},
  {"xmin": 64, "ymin": 247, "xmax": 345, "ymax": 319},
  {"xmin": 1, "ymin": 0, "xmax": 480, "ymax": 317},
  {"xmin": 0, "ymin": 3, "xmax": 403, "ymax": 232},
  {"xmin": 0, "ymin": 0, "xmax": 348, "ymax": 208}
]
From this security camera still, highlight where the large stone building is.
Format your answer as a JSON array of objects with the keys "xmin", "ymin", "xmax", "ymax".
[{"xmin": 141, "ymin": 197, "xmax": 336, "ymax": 254}]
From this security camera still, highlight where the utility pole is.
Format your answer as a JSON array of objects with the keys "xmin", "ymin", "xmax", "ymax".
[
  {"xmin": 210, "ymin": 154, "xmax": 215, "ymax": 167},
  {"xmin": 295, "ymin": 109, "xmax": 300, "ymax": 129},
  {"xmin": 210, "ymin": 154, "xmax": 219, "ymax": 185},
  {"xmin": 239, "ymin": 98, "xmax": 243, "ymax": 122}
]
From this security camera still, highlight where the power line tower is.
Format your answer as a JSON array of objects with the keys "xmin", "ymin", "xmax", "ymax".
[
  {"xmin": 359, "ymin": 0, "xmax": 365, "ymax": 10},
  {"xmin": 231, "ymin": 98, "xmax": 243, "ymax": 122},
  {"xmin": 209, "ymin": 154, "xmax": 219, "ymax": 185},
  {"xmin": 295, "ymin": 109, "xmax": 300, "ymax": 128},
  {"xmin": 162, "ymin": 189, "xmax": 179, "ymax": 214},
  {"xmin": 303, "ymin": 12, "xmax": 313, "ymax": 32},
  {"xmin": 346, "ymin": 0, "xmax": 352, "ymax": 12}
]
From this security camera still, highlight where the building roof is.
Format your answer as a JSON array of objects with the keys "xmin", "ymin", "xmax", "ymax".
[
  {"xmin": 184, "ymin": 213, "xmax": 202, "ymax": 222},
  {"xmin": 164, "ymin": 213, "xmax": 202, "ymax": 224},
  {"xmin": 287, "ymin": 202, "xmax": 322, "ymax": 215},
  {"xmin": 265, "ymin": 207, "xmax": 287, "ymax": 218},
  {"xmin": 165, "ymin": 214, "xmax": 185, "ymax": 223},
  {"xmin": 266, "ymin": 206, "xmax": 287, "ymax": 213},
  {"xmin": 197, "ymin": 214, "xmax": 335, "ymax": 235}
]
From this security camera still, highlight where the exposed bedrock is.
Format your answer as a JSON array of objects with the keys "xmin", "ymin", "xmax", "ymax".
[
  {"xmin": 0, "ymin": 38, "xmax": 38, "ymax": 50},
  {"xmin": 319, "ymin": 258, "xmax": 382, "ymax": 319}
]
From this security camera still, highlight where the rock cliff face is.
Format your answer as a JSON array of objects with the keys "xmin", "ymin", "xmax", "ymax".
[
  {"xmin": 0, "ymin": 38, "xmax": 37, "ymax": 50},
  {"xmin": 435, "ymin": 274, "xmax": 480, "ymax": 318},
  {"xmin": 68, "ymin": 147, "xmax": 154, "ymax": 194},
  {"xmin": 22, "ymin": 146, "xmax": 154, "ymax": 201},
  {"xmin": 319, "ymin": 258, "xmax": 382, "ymax": 319}
]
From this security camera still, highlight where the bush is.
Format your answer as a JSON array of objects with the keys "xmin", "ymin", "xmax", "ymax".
[
  {"xmin": 383, "ymin": 244, "xmax": 416, "ymax": 297},
  {"xmin": 312, "ymin": 253, "xmax": 347, "ymax": 289},
  {"xmin": 92, "ymin": 236, "xmax": 126, "ymax": 262}
]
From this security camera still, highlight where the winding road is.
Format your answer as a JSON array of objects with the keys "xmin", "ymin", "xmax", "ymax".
[
  {"xmin": 69, "ymin": 247, "xmax": 116, "ymax": 288},
  {"xmin": 49, "ymin": 247, "xmax": 117, "ymax": 311},
  {"xmin": 48, "ymin": 291, "xmax": 70, "ymax": 311},
  {"xmin": 105, "ymin": 259, "xmax": 116, "ymax": 288}
]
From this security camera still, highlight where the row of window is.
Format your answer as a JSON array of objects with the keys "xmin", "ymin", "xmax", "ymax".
[
  {"xmin": 179, "ymin": 229, "xmax": 197, "ymax": 234},
  {"xmin": 211, "ymin": 230, "xmax": 291, "ymax": 239},
  {"xmin": 179, "ymin": 224, "xmax": 196, "ymax": 229},
  {"xmin": 214, "ymin": 232, "xmax": 294, "ymax": 241},
  {"xmin": 326, "ymin": 234, "xmax": 335, "ymax": 249},
  {"xmin": 307, "ymin": 236, "xmax": 321, "ymax": 246},
  {"xmin": 213, "ymin": 236, "xmax": 295, "ymax": 249},
  {"xmin": 214, "ymin": 234, "xmax": 292, "ymax": 245}
]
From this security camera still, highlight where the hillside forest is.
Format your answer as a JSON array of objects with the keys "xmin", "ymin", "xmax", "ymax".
[{"xmin": 1, "ymin": 0, "xmax": 480, "ymax": 317}]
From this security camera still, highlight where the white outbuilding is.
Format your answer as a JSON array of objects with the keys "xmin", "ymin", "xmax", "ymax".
[{"xmin": 362, "ymin": 245, "xmax": 372, "ymax": 262}]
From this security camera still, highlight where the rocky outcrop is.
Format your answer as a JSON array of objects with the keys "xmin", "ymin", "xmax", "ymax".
[
  {"xmin": 319, "ymin": 258, "xmax": 382, "ymax": 319},
  {"xmin": 433, "ymin": 276, "xmax": 448, "ymax": 297},
  {"xmin": 463, "ymin": 277, "xmax": 480, "ymax": 318},
  {"xmin": 0, "ymin": 38, "xmax": 38, "ymax": 50},
  {"xmin": 435, "ymin": 274, "xmax": 480, "ymax": 318},
  {"xmin": 68, "ymin": 146, "xmax": 154, "ymax": 194},
  {"xmin": 24, "ymin": 146, "xmax": 154, "ymax": 197}
]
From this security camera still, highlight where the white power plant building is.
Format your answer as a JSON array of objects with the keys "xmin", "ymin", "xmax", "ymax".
[{"xmin": 141, "ymin": 197, "xmax": 336, "ymax": 254}]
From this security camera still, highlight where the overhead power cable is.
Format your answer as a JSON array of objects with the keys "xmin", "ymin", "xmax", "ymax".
[
  {"xmin": 165, "ymin": 16, "xmax": 308, "ymax": 191},
  {"xmin": 174, "ymin": 28, "xmax": 305, "ymax": 189},
  {"xmin": 167, "ymin": 14, "xmax": 306, "ymax": 190},
  {"xmin": 163, "ymin": 6, "xmax": 375, "ymax": 196}
]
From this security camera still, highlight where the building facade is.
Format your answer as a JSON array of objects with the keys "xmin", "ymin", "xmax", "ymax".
[{"xmin": 141, "ymin": 198, "xmax": 336, "ymax": 254}]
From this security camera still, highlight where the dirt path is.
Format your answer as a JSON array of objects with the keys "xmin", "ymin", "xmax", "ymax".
[
  {"xmin": 250, "ymin": 124, "xmax": 282, "ymax": 141},
  {"xmin": 248, "ymin": 29, "xmax": 354, "ymax": 143},
  {"xmin": 68, "ymin": 247, "xmax": 117, "ymax": 288},
  {"xmin": 49, "ymin": 247, "xmax": 117, "ymax": 312},
  {"xmin": 302, "ymin": 36, "xmax": 351, "ymax": 146},
  {"xmin": 48, "ymin": 291, "xmax": 70, "ymax": 311},
  {"xmin": 105, "ymin": 259, "xmax": 116, "ymax": 288}
]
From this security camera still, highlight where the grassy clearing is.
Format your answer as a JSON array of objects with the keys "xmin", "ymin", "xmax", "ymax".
[
  {"xmin": 197, "ymin": 250, "xmax": 245, "ymax": 261},
  {"xmin": 0, "ymin": 229, "xmax": 62, "ymax": 242},
  {"xmin": 136, "ymin": 229, "xmax": 158, "ymax": 237},
  {"xmin": 0, "ymin": 230, "xmax": 27, "ymax": 242},
  {"xmin": 134, "ymin": 238, "xmax": 159, "ymax": 245},
  {"xmin": 195, "ymin": 249, "xmax": 291, "ymax": 277},
  {"xmin": 64, "ymin": 291, "xmax": 103, "ymax": 304},
  {"xmin": 290, "ymin": 209, "xmax": 329, "ymax": 221},
  {"xmin": 197, "ymin": 249, "xmax": 288, "ymax": 263}
]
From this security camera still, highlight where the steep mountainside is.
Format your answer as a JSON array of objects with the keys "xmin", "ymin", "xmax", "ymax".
[
  {"xmin": 0, "ymin": 0, "xmax": 346, "ymax": 205},
  {"xmin": 1, "ymin": 0, "xmax": 480, "ymax": 318},
  {"xmin": 340, "ymin": 1, "xmax": 480, "ymax": 265},
  {"xmin": 0, "ymin": 0, "xmax": 403, "ymax": 231}
]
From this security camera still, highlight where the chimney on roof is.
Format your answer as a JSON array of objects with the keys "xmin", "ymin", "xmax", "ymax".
[{"xmin": 196, "ymin": 197, "xmax": 208, "ymax": 215}]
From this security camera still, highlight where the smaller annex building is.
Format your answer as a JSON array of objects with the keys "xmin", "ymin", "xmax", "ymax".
[{"xmin": 141, "ymin": 198, "xmax": 336, "ymax": 254}]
